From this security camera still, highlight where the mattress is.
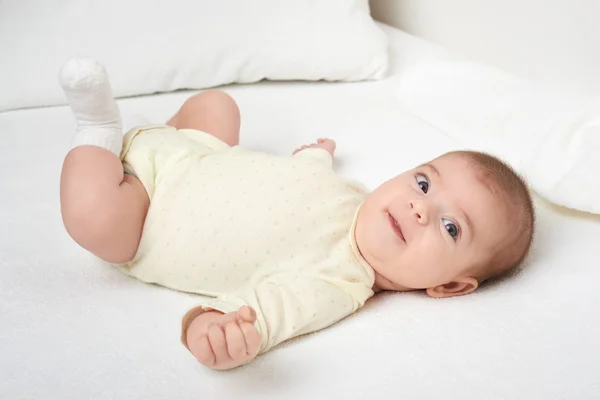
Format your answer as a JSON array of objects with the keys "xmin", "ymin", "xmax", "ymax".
[{"xmin": 1, "ymin": 24, "xmax": 599, "ymax": 400}]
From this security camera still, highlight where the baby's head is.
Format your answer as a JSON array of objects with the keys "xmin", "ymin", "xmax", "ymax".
[{"xmin": 355, "ymin": 150, "xmax": 535, "ymax": 298}]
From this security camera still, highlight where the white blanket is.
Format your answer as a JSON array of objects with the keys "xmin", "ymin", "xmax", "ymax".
[
  {"xmin": 1, "ymin": 24, "xmax": 599, "ymax": 400},
  {"xmin": 392, "ymin": 60, "xmax": 600, "ymax": 215}
]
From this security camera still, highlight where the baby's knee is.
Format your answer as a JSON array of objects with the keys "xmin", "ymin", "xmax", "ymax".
[{"xmin": 182, "ymin": 90, "xmax": 239, "ymax": 116}]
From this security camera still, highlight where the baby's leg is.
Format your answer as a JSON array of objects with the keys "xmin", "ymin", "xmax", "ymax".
[
  {"xmin": 61, "ymin": 147, "xmax": 149, "ymax": 264},
  {"xmin": 59, "ymin": 58, "xmax": 149, "ymax": 264},
  {"xmin": 167, "ymin": 90, "xmax": 240, "ymax": 147}
]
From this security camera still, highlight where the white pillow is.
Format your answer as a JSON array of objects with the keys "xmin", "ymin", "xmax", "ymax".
[
  {"xmin": 391, "ymin": 60, "xmax": 600, "ymax": 215},
  {"xmin": 0, "ymin": 0, "xmax": 388, "ymax": 112}
]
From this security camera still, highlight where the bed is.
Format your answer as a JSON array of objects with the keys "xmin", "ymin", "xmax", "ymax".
[{"xmin": 1, "ymin": 16, "xmax": 599, "ymax": 400}]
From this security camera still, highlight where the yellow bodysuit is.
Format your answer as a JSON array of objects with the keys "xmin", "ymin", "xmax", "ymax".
[{"xmin": 113, "ymin": 125, "xmax": 376, "ymax": 354}]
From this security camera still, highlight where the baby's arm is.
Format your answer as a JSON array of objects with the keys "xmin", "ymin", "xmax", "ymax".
[
  {"xmin": 183, "ymin": 306, "xmax": 261, "ymax": 370},
  {"xmin": 182, "ymin": 274, "xmax": 366, "ymax": 370}
]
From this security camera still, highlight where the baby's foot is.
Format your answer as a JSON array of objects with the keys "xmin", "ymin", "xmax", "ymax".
[
  {"xmin": 59, "ymin": 57, "xmax": 123, "ymax": 156},
  {"xmin": 292, "ymin": 138, "xmax": 336, "ymax": 158}
]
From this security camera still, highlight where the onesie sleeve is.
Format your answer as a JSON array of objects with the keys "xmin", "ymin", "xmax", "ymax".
[
  {"xmin": 182, "ymin": 273, "xmax": 364, "ymax": 354},
  {"xmin": 292, "ymin": 147, "xmax": 333, "ymax": 168}
]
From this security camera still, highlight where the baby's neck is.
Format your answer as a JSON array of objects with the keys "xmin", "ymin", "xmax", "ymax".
[{"xmin": 353, "ymin": 235, "xmax": 413, "ymax": 294}]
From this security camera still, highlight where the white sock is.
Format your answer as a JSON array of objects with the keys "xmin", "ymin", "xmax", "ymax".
[{"xmin": 59, "ymin": 57, "xmax": 123, "ymax": 156}]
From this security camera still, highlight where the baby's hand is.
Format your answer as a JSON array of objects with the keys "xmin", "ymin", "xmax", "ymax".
[{"xmin": 187, "ymin": 306, "xmax": 261, "ymax": 370}]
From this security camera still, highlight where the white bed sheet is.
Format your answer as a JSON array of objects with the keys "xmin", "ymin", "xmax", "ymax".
[{"xmin": 1, "ymin": 24, "xmax": 599, "ymax": 400}]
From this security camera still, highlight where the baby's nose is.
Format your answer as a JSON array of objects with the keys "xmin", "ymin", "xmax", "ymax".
[{"xmin": 410, "ymin": 200, "xmax": 429, "ymax": 224}]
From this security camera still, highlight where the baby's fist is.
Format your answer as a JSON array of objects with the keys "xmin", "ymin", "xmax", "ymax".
[{"xmin": 187, "ymin": 306, "xmax": 261, "ymax": 370}]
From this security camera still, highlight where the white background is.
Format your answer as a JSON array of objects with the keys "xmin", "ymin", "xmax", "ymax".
[{"xmin": 370, "ymin": 0, "xmax": 600, "ymax": 95}]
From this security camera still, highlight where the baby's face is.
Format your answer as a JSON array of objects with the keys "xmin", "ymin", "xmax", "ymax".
[{"xmin": 355, "ymin": 154, "xmax": 511, "ymax": 296}]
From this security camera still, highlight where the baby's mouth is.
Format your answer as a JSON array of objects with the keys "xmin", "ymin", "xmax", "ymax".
[{"xmin": 388, "ymin": 212, "xmax": 405, "ymax": 242}]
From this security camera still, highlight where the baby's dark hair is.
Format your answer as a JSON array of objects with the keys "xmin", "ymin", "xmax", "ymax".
[{"xmin": 448, "ymin": 150, "xmax": 535, "ymax": 282}]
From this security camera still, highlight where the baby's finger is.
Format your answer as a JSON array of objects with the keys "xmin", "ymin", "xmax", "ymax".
[
  {"xmin": 193, "ymin": 335, "xmax": 216, "ymax": 367},
  {"xmin": 207, "ymin": 323, "xmax": 230, "ymax": 364},
  {"xmin": 224, "ymin": 321, "xmax": 247, "ymax": 361},
  {"xmin": 238, "ymin": 306, "xmax": 257, "ymax": 324},
  {"xmin": 240, "ymin": 322, "xmax": 262, "ymax": 354},
  {"xmin": 213, "ymin": 311, "xmax": 241, "ymax": 328}
]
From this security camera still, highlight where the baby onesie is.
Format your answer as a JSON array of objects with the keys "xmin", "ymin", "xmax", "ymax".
[{"xmin": 112, "ymin": 125, "xmax": 376, "ymax": 354}]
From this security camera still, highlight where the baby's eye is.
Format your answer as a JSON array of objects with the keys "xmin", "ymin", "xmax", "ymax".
[
  {"xmin": 442, "ymin": 218, "xmax": 460, "ymax": 240},
  {"xmin": 415, "ymin": 174, "xmax": 429, "ymax": 193}
]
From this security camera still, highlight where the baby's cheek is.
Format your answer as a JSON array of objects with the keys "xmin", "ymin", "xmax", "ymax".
[{"xmin": 408, "ymin": 246, "xmax": 447, "ymax": 284}]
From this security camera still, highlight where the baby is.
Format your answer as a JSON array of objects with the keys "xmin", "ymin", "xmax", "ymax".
[{"xmin": 59, "ymin": 58, "xmax": 535, "ymax": 371}]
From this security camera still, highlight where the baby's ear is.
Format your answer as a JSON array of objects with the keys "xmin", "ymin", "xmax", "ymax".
[{"xmin": 425, "ymin": 277, "xmax": 478, "ymax": 298}]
